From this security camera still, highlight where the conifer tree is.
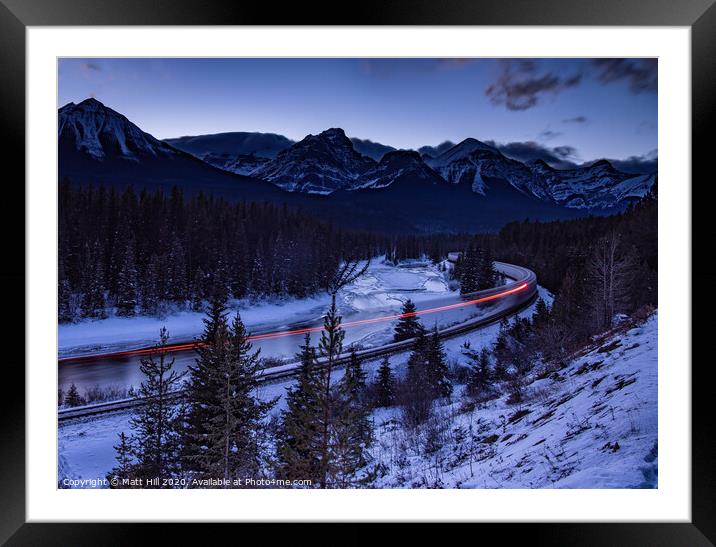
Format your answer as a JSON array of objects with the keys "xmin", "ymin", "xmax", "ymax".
[
  {"xmin": 142, "ymin": 253, "xmax": 161, "ymax": 315},
  {"xmin": 182, "ymin": 291, "xmax": 229, "ymax": 476},
  {"xmin": 64, "ymin": 383, "xmax": 85, "ymax": 407},
  {"xmin": 167, "ymin": 237, "xmax": 188, "ymax": 306},
  {"xmin": 116, "ymin": 237, "xmax": 138, "ymax": 317},
  {"xmin": 277, "ymin": 334, "xmax": 323, "ymax": 483},
  {"xmin": 316, "ymin": 294, "xmax": 344, "ymax": 488},
  {"xmin": 205, "ymin": 313, "xmax": 275, "ymax": 480},
  {"xmin": 375, "ymin": 355, "xmax": 396, "ymax": 407},
  {"xmin": 401, "ymin": 333, "xmax": 433, "ymax": 427},
  {"xmin": 393, "ymin": 299, "xmax": 425, "ymax": 342},
  {"xmin": 457, "ymin": 243, "xmax": 481, "ymax": 294},
  {"xmin": 80, "ymin": 240, "xmax": 107, "ymax": 319},
  {"xmin": 466, "ymin": 348, "xmax": 492, "ymax": 399},
  {"xmin": 58, "ymin": 278, "xmax": 73, "ymax": 323},
  {"xmin": 477, "ymin": 247, "xmax": 498, "ymax": 289},
  {"xmin": 332, "ymin": 350, "xmax": 372, "ymax": 485},
  {"xmin": 129, "ymin": 327, "xmax": 186, "ymax": 482},
  {"xmin": 532, "ymin": 297, "xmax": 550, "ymax": 329},
  {"xmin": 190, "ymin": 266, "xmax": 205, "ymax": 312},
  {"xmin": 107, "ymin": 432, "xmax": 136, "ymax": 488},
  {"xmin": 426, "ymin": 326, "xmax": 452, "ymax": 399}
]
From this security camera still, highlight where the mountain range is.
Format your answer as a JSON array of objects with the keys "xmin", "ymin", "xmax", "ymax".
[{"xmin": 58, "ymin": 98, "xmax": 656, "ymax": 232}]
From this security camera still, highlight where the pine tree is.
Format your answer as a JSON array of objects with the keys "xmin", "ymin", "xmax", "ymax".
[
  {"xmin": 182, "ymin": 291, "xmax": 229, "ymax": 477},
  {"xmin": 80, "ymin": 240, "xmax": 107, "ymax": 319},
  {"xmin": 477, "ymin": 247, "xmax": 498, "ymax": 290},
  {"xmin": 402, "ymin": 333, "xmax": 433, "ymax": 427},
  {"xmin": 190, "ymin": 266, "xmax": 206, "ymax": 312},
  {"xmin": 64, "ymin": 383, "xmax": 85, "ymax": 407},
  {"xmin": 129, "ymin": 327, "xmax": 186, "ymax": 482},
  {"xmin": 426, "ymin": 326, "xmax": 452, "ymax": 399},
  {"xmin": 532, "ymin": 297, "xmax": 550, "ymax": 329},
  {"xmin": 466, "ymin": 348, "xmax": 492, "ymax": 399},
  {"xmin": 205, "ymin": 313, "xmax": 275, "ymax": 480},
  {"xmin": 332, "ymin": 350, "xmax": 372, "ymax": 486},
  {"xmin": 375, "ymin": 355, "xmax": 395, "ymax": 407},
  {"xmin": 277, "ymin": 334, "xmax": 323, "ymax": 483},
  {"xmin": 393, "ymin": 299, "xmax": 425, "ymax": 342},
  {"xmin": 107, "ymin": 432, "xmax": 136, "ymax": 488},
  {"xmin": 142, "ymin": 253, "xmax": 161, "ymax": 315},
  {"xmin": 58, "ymin": 278, "xmax": 73, "ymax": 323},
  {"xmin": 116, "ymin": 237, "xmax": 138, "ymax": 317},
  {"xmin": 167, "ymin": 237, "xmax": 188, "ymax": 306},
  {"xmin": 457, "ymin": 243, "xmax": 481, "ymax": 294},
  {"xmin": 316, "ymin": 294, "xmax": 344, "ymax": 488},
  {"xmin": 184, "ymin": 303, "xmax": 275, "ymax": 483}
]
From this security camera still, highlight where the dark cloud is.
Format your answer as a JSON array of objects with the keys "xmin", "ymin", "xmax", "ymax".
[
  {"xmin": 418, "ymin": 141, "xmax": 457, "ymax": 158},
  {"xmin": 605, "ymin": 149, "xmax": 658, "ymax": 174},
  {"xmin": 489, "ymin": 139, "xmax": 657, "ymax": 173},
  {"xmin": 485, "ymin": 139, "xmax": 579, "ymax": 169},
  {"xmin": 81, "ymin": 62, "xmax": 102, "ymax": 72},
  {"xmin": 562, "ymin": 116, "xmax": 588, "ymax": 124},
  {"xmin": 485, "ymin": 60, "xmax": 582, "ymax": 111},
  {"xmin": 540, "ymin": 129, "xmax": 562, "ymax": 141},
  {"xmin": 592, "ymin": 59, "xmax": 657, "ymax": 94}
]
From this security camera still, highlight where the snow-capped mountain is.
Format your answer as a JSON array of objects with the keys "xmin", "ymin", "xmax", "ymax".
[
  {"xmin": 251, "ymin": 128, "xmax": 376, "ymax": 194},
  {"xmin": 59, "ymin": 98, "xmax": 179, "ymax": 161},
  {"xmin": 165, "ymin": 132, "xmax": 293, "ymax": 159},
  {"xmin": 57, "ymin": 99, "xmax": 656, "ymax": 231},
  {"xmin": 353, "ymin": 150, "xmax": 445, "ymax": 190},
  {"xmin": 58, "ymin": 99, "xmax": 289, "ymax": 204},
  {"xmin": 425, "ymin": 138, "xmax": 552, "ymax": 199},
  {"xmin": 198, "ymin": 152, "xmax": 270, "ymax": 176},
  {"xmin": 527, "ymin": 159, "xmax": 656, "ymax": 209}
]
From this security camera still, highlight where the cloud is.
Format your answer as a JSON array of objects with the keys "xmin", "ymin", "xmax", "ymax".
[
  {"xmin": 81, "ymin": 62, "xmax": 102, "ymax": 72},
  {"xmin": 606, "ymin": 149, "xmax": 658, "ymax": 174},
  {"xmin": 485, "ymin": 139, "xmax": 580, "ymax": 169},
  {"xmin": 418, "ymin": 141, "xmax": 457, "ymax": 158},
  {"xmin": 591, "ymin": 59, "xmax": 657, "ymax": 94},
  {"xmin": 485, "ymin": 60, "xmax": 582, "ymax": 111},
  {"xmin": 562, "ymin": 116, "xmax": 588, "ymax": 124},
  {"xmin": 540, "ymin": 129, "xmax": 562, "ymax": 141}
]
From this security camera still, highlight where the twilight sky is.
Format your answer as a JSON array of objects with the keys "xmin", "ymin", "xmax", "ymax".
[{"xmin": 58, "ymin": 58, "xmax": 657, "ymax": 166}]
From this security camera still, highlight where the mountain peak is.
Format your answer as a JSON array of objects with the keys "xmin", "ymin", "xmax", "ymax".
[
  {"xmin": 58, "ymin": 97, "xmax": 173, "ymax": 161},
  {"xmin": 320, "ymin": 127, "xmax": 347, "ymax": 137},
  {"xmin": 251, "ymin": 127, "xmax": 375, "ymax": 194}
]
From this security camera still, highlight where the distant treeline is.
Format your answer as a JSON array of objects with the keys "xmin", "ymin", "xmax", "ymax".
[
  {"xmin": 59, "ymin": 179, "xmax": 657, "ymax": 329},
  {"xmin": 58, "ymin": 180, "xmax": 387, "ymax": 321}
]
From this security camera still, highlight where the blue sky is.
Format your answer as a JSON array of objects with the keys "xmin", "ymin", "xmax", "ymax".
[{"xmin": 58, "ymin": 58, "xmax": 657, "ymax": 165}]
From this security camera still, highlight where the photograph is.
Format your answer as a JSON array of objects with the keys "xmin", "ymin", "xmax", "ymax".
[{"xmin": 56, "ymin": 57, "xmax": 658, "ymax": 490}]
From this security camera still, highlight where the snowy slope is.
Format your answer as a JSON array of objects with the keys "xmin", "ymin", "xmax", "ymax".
[
  {"xmin": 370, "ymin": 313, "xmax": 658, "ymax": 488},
  {"xmin": 59, "ymin": 98, "xmax": 179, "ymax": 161},
  {"xmin": 57, "ymin": 290, "xmax": 549, "ymax": 486},
  {"xmin": 252, "ymin": 128, "xmax": 376, "ymax": 194},
  {"xmin": 426, "ymin": 139, "xmax": 552, "ymax": 198},
  {"xmin": 198, "ymin": 152, "xmax": 270, "ymax": 175},
  {"xmin": 352, "ymin": 150, "xmax": 445, "ymax": 190},
  {"xmin": 527, "ymin": 159, "xmax": 656, "ymax": 209}
]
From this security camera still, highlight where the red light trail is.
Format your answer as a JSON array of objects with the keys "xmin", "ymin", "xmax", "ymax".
[{"xmin": 58, "ymin": 282, "xmax": 530, "ymax": 364}]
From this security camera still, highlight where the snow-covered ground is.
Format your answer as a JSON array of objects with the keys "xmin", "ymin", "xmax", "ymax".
[
  {"xmin": 59, "ymin": 304, "xmax": 656, "ymax": 489},
  {"xmin": 58, "ymin": 257, "xmax": 452, "ymax": 358},
  {"xmin": 371, "ymin": 313, "xmax": 658, "ymax": 488}
]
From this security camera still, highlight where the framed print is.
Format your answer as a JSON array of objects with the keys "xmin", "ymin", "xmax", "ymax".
[{"xmin": 2, "ymin": 0, "xmax": 713, "ymax": 542}]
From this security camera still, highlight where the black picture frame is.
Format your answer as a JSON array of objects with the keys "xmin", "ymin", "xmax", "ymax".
[{"xmin": 1, "ymin": 0, "xmax": 711, "ymax": 542}]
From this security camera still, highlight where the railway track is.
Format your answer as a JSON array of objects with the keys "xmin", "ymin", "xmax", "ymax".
[{"xmin": 58, "ymin": 263, "xmax": 537, "ymax": 424}]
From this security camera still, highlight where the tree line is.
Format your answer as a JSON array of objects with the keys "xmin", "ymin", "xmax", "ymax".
[{"xmin": 58, "ymin": 181, "xmax": 388, "ymax": 322}]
